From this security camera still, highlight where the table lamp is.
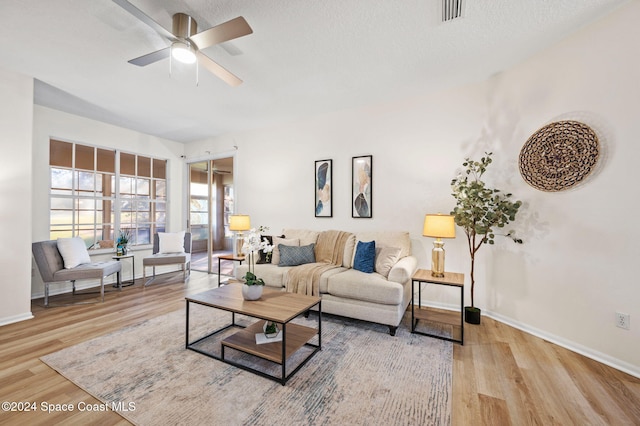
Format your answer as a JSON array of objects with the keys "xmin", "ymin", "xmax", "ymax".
[
  {"xmin": 229, "ymin": 214, "xmax": 251, "ymax": 257},
  {"xmin": 423, "ymin": 214, "xmax": 456, "ymax": 277}
]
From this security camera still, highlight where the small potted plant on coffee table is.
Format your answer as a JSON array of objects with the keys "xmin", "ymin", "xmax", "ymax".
[{"xmin": 263, "ymin": 321, "xmax": 279, "ymax": 338}]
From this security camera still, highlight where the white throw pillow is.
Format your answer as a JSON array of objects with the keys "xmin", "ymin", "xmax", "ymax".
[
  {"xmin": 375, "ymin": 246, "xmax": 402, "ymax": 278},
  {"xmin": 57, "ymin": 237, "xmax": 91, "ymax": 269},
  {"xmin": 271, "ymin": 237, "xmax": 299, "ymax": 265},
  {"xmin": 158, "ymin": 231, "xmax": 186, "ymax": 253}
]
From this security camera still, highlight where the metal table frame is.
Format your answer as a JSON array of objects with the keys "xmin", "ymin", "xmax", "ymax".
[
  {"xmin": 185, "ymin": 294, "xmax": 322, "ymax": 385},
  {"xmin": 411, "ymin": 270, "xmax": 464, "ymax": 345}
]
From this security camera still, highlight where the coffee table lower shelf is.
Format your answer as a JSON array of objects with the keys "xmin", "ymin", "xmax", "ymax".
[
  {"xmin": 188, "ymin": 319, "xmax": 320, "ymax": 385},
  {"xmin": 222, "ymin": 321, "xmax": 317, "ymax": 363}
]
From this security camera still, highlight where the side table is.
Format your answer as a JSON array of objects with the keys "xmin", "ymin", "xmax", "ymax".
[
  {"xmin": 112, "ymin": 254, "xmax": 135, "ymax": 288},
  {"xmin": 411, "ymin": 269, "xmax": 464, "ymax": 345},
  {"xmin": 217, "ymin": 254, "xmax": 245, "ymax": 286}
]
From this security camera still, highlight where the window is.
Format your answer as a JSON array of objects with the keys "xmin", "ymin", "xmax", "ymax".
[
  {"xmin": 49, "ymin": 140, "xmax": 167, "ymax": 248},
  {"xmin": 119, "ymin": 153, "xmax": 167, "ymax": 245}
]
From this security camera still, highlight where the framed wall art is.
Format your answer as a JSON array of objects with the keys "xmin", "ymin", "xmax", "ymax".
[
  {"xmin": 315, "ymin": 159, "xmax": 332, "ymax": 217},
  {"xmin": 352, "ymin": 155, "xmax": 372, "ymax": 218}
]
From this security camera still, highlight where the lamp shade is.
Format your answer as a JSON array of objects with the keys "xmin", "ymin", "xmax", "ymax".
[
  {"xmin": 423, "ymin": 214, "xmax": 456, "ymax": 239},
  {"xmin": 229, "ymin": 214, "xmax": 251, "ymax": 232}
]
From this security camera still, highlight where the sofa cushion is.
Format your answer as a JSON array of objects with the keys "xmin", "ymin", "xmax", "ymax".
[
  {"xmin": 236, "ymin": 263, "xmax": 292, "ymax": 288},
  {"xmin": 317, "ymin": 267, "xmax": 347, "ymax": 293},
  {"xmin": 355, "ymin": 231, "xmax": 411, "ymax": 258},
  {"xmin": 327, "ymin": 269, "xmax": 404, "ymax": 305},
  {"xmin": 271, "ymin": 237, "xmax": 299, "ymax": 265},
  {"xmin": 279, "ymin": 243, "xmax": 316, "ymax": 266},
  {"xmin": 353, "ymin": 240, "xmax": 376, "ymax": 273},
  {"xmin": 144, "ymin": 252, "xmax": 191, "ymax": 266},
  {"xmin": 375, "ymin": 246, "xmax": 402, "ymax": 278},
  {"xmin": 57, "ymin": 237, "xmax": 91, "ymax": 269},
  {"xmin": 282, "ymin": 229, "xmax": 320, "ymax": 246},
  {"xmin": 54, "ymin": 260, "xmax": 121, "ymax": 280}
]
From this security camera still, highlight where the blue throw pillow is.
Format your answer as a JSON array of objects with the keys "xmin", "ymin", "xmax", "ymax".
[
  {"xmin": 353, "ymin": 240, "xmax": 376, "ymax": 273},
  {"xmin": 278, "ymin": 243, "xmax": 316, "ymax": 267}
]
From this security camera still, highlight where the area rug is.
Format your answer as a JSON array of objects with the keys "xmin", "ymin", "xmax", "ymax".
[{"xmin": 41, "ymin": 304, "xmax": 452, "ymax": 425}]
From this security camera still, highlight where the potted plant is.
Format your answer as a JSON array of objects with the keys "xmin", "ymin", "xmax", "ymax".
[
  {"xmin": 116, "ymin": 229, "xmax": 132, "ymax": 255},
  {"xmin": 263, "ymin": 321, "xmax": 279, "ymax": 338},
  {"xmin": 450, "ymin": 152, "xmax": 523, "ymax": 324},
  {"xmin": 240, "ymin": 227, "xmax": 273, "ymax": 300}
]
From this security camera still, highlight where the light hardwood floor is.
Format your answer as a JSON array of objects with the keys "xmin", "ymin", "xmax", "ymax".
[{"xmin": 1, "ymin": 271, "xmax": 639, "ymax": 425}]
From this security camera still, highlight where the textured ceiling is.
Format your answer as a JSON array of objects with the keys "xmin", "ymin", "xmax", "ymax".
[{"xmin": 0, "ymin": 0, "xmax": 629, "ymax": 143}]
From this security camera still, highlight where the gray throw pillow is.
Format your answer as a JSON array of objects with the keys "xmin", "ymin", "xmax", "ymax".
[{"xmin": 278, "ymin": 243, "xmax": 316, "ymax": 267}]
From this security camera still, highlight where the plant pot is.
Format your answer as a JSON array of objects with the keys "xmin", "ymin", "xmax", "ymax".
[
  {"xmin": 465, "ymin": 306, "xmax": 481, "ymax": 325},
  {"xmin": 263, "ymin": 321, "xmax": 279, "ymax": 338},
  {"xmin": 242, "ymin": 284, "xmax": 263, "ymax": 301}
]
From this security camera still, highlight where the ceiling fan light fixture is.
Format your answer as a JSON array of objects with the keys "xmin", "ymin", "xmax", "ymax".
[{"xmin": 171, "ymin": 42, "xmax": 197, "ymax": 64}]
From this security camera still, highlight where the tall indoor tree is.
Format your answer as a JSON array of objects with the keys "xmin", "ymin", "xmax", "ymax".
[{"xmin": 450, "ymin": 152, "xmax": 523, "ymax": 324}]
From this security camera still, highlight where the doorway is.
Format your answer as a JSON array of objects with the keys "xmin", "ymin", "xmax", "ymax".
[{"xmin": 188, "ymin": 157, "xmax": 234, "ymax": 274}]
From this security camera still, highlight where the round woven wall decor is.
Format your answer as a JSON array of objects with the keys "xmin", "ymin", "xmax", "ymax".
[{"xmin": 519, "ymin": 120, "xmax": 599, "ymax": 192}]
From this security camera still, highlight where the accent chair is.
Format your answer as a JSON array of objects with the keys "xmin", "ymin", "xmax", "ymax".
[
  {"xmin": 32, "ymin": 240, "xmax": 122, "ymax": 307},
  {"xmin": 142, "ymin": 232, "xmax": 192, "ymax": 286}
]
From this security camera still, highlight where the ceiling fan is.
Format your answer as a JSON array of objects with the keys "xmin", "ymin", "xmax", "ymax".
[{"xmin": 113, "ymin": 0, "xmax": 253, "ymax": 86}]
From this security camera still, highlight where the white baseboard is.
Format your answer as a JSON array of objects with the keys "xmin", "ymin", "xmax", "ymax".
[
  {"xmin": 414, "ymin": 298, "xmax": 640, "ymax": 379},
  {"xmin": 0, "ymin": 312, "xmax": 34, "ymax": 326}
]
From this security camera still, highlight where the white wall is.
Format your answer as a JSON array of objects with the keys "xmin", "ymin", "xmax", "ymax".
[
  {"xmin": 185, "ymin": 2, "xmax": 640, "ymax": 376},
  {"xmin": 0, "ymin": 68, "xmax": 34, "ymax": 325},
  {"xmin": 483, "ymin": 1, "xmax": 640, "ymax": 376},
  {"xmin": 30, "ymin": 106, "xmax": 187, "ymax": 297}
]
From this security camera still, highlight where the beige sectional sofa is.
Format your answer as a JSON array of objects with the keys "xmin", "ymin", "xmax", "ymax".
[{"xmin": 235, "ymin": 229, "xmax": 417, "ymax": 335}]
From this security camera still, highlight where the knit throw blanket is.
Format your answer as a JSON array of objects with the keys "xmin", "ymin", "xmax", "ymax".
[{"xmin": 284, "ymin": 230, "xmax": 353, "ymax": 296}]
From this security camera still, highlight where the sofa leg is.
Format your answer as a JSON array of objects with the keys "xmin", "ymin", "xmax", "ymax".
[
  {"xmin": 388, "ymin": 326, "xmax": 397, "ymax": 336},
  {"xmin": 304, "ymin": 310, "xmax": 310, "ymax": 318}
]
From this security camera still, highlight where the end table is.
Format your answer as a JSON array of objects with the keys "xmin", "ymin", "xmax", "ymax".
[
  {"xmin": 112, "ymin": 254, "xmax": 135, "ymax": 288},
  {"xmin": 411, "ymin": 269, "xmax": 464, "ymax": 345},
  {"xmin": 217, "ymin": 254, "xmax": 245, "ymax": 286}
]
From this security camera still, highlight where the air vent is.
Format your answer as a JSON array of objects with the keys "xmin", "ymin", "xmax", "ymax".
[{"xmin": 442, "ymin": 0, "xmax": 465, "ymax": 22}]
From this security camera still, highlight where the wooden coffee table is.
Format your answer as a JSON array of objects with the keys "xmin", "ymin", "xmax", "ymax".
[{"xmin": 185, "ymin": 283, "xmax": 321, "ymax": 385}]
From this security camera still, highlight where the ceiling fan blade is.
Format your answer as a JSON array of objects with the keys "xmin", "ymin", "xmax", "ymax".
[
  {"xmin": 128, "ymin": 47, "xmax": 170, "ymax": 66},
  {"xmin": 189, "ymin": 16, "xmax": 253, "ymax": 50},
  {"xmin": 112, "ymin": 0, "xmax": 176, "ymax": 42},
  {"xmin": 197, "ymin": 52, "xmax": 243, "ymax": 87}
]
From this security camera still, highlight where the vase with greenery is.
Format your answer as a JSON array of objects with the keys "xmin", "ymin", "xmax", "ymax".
[
  {"xmin": 450, "ymin": 152, "xmax": 523, "ymax": 324},
  {"xmin": 240, "ymin": 227, "xmax": 273, "ymax": 300},
  {"xmin": 116, "ymin": 229, "xmax": 132, "ymax": 255}
]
